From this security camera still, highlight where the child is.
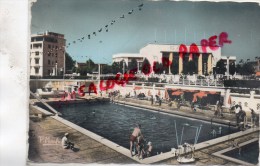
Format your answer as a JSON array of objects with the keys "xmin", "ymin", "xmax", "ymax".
[
  {"xmin": 136, "ymin": 135, "xmax": 145, "ymax": 159},
  {"xmin": 146, "ymin": 141, "xmax": 153, "ymax": 157}
]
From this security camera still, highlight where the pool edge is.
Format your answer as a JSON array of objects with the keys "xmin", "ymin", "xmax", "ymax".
[{"xmin": 212, "ymin": 138, "xmax": 259, "ymax": 166}]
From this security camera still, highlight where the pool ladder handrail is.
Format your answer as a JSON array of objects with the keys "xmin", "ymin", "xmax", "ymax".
[{"xmin": 30, "ymin": 91, "xmax": 62, "ymax": 116}]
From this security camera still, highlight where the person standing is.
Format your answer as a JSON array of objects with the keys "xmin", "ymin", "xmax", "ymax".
[
  {"xmin": 235, "ymin": 105, "xmax": 241, "ymax": 126},
  {"xmin": 130, "ymin": 124, "xmax": 142, "ymax": 157}
]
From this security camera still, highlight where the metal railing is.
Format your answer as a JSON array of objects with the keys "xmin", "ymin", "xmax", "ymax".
[{"xmin": 30, "ymin": 91, "xmax": 61, "ymax": 116}]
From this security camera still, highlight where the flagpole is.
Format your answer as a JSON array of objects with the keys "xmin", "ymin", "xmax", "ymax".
[
  {"xmin": 63, "ymin": 46, "xmax": 66, "ymax": 90},
  {"xmin": 185, "ymin": 27, "xmax": 186, "ymax": 45},
  {"xmin": 174, "ymin": 29, "xmax": 176, "ymax": 44}
]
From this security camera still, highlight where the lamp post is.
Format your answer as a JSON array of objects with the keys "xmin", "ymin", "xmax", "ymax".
[
  {"xmin": 55, "ymin": 62, "xmax": 58, "ymax": 76},
  {"xmin": 226, "ymin": 56, "xmax": 230, "ymax": 79}
]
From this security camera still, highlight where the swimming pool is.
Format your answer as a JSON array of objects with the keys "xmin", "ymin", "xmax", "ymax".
[
  {"xmin": 223, "ymin": 141, "xmax": 259, "ymax": 165},
  {"xmin": 51, "ymin": 102, "xmax": 237, "ymax": 156}
]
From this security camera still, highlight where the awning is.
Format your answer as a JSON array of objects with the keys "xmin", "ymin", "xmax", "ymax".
[
  {"xmin": 134, "ymin": 86, "xmax": 142, "ymax": 90},
  {"xmin": 172, "ymin": 91, "xmax": 184, "ymax": 96},
  {"xmin": 207, "ymin": 91, "xmax": 218, "ymax": 94},
  {"xmin": 192, "ymin": 91, "xmax": 207, "ymax": 102}
]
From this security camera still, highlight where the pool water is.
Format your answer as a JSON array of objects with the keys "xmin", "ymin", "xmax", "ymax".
[
  {"xmin": 223, "ymin": 141, "xmax": 259, "ymax": 165},
  {"xmin": 53, "ymin": 102, "xmax": 237, "ymax": 156}
]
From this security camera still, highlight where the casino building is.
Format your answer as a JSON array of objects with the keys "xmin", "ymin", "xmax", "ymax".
[{"xmin": 113, "ymin": 43, "xmax": 223, "ymax": 75}]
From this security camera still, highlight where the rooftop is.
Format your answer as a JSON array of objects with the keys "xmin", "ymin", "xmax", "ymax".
[
  {"xmin": 112, "ymin": 53, "xmax": 143, "ymax": 58},
  {"xmin": 31, "ymin": 31, "xmax": 65, "ymax": 38}
]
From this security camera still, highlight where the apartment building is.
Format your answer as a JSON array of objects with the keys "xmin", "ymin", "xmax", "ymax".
[{"xmin": 30, "ymin": 31, "xmax": 66, "ymax": 77}]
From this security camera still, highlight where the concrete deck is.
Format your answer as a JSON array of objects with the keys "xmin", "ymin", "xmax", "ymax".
[{"xmin": 28, "ymin": 116, "xmax": 136, "ymax": 164}]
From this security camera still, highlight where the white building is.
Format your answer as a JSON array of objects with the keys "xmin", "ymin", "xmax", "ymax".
[
  {"xmin": 113, "ymin": 43, "xmax": 223, "ymax": 75},
  {"xmin": 30, "ymin": 31, "xmax": 66, "ymax": 77},
  {"xmin": 112, "ymin": 53, "xmax": 144, "ymax": 71},
  {"xmin": 219, "ymin": 56, "xmax": 236, "ymax": 76}
]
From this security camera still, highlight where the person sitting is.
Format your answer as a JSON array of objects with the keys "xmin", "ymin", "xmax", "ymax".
[
  {"xmin": 211, "ymin": 129, "xmax": 217, "ymax": 137},
  {"xmin": 61, "ymin": 133, "xmax": 75, "ymax": 150},
  {"xmin": 130, "ymin": 124, "xmax": 142, "ymax": 157},
  {"xmin": 146, "ymin": 141, "xmax": 153, "ymax": 157},
  {"xmin": 250, "ymin": 108, "xmax": 258, "ymax": 126},
  {"xmin": 231, "ymin": 139, "xmax": 241, "ymax": 155}
]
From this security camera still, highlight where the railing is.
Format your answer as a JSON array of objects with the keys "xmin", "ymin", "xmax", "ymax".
[
  {"xmin": 30, "ymin": 91, "xmax": 61, "ymax": 116},
  {"xmin": 125, "ymin": 79, "xmax": 224, "ymax": 88}
]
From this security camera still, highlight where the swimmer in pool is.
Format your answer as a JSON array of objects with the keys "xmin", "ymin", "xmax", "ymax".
[{"xmin": 150, "ymin": 115, "xmax": 156, "ymax": 120}]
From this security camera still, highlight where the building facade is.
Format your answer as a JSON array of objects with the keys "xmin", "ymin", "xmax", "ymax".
[
  {"xmin": 30, "ymin": 31, "xmax": 66, "ymax": 77},
  {"xmin": 113, "ymin": 44, "xmax": 222, "ymax": 75},
  {"xmin": 112, "ymin": 53, "xmax": 144, "ymax": 71}
]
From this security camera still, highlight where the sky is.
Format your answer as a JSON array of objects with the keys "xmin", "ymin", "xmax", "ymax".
[{"xmin": 31, "ymin": 0, "xmax": 260, "ymax": 64}]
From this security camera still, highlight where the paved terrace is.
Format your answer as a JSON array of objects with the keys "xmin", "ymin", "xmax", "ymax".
[{"xmin": 28, "ymin": 96, "xmax": 259, "ymax": 165}]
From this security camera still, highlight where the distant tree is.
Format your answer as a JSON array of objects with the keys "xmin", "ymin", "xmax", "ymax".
[
  {"xmin": 86, "ymin": 59, "xmax": 96, "ymax": 70},
  {"xmin": 65, "ymin": 52, "xmax": 75, "ymax": 72},
  {"xmin": 241, "ymin": 62, "xmax": 255, "ymax": 75},
  {"xmin": 111, "ymin": 62, "xmax": 120, "ymax": 74},
  {"xmin": 102, "ymin": 64, "xmax": 112, "ymax": 74},
  {"xmin": 236, "ymin": 64, "xmax": 242, "ymax": 75},
  {"xmin": 229, "ymin": 62, "xmax": 236, "ymax": 75},
  {"xmin": 236, "ymin": 60, "xmax": 255, "ymax": 75},
  {"xmin": 128, "ymin": 59, "xmax": 138, "ymax": 71},
  {"xmin": 141, "ymin": 58, "xmax": 151, "ymax": 75},
  {"xmin": 153, "ymin": 61, "xmax": 163, "ymax": 74},
  {"xmin": 78, "ymin": 66, "xmax": 87, "ymax": 76},
  {"xmin": 216, "ymin": 60, "xmax": 226, "ymax": 75}
]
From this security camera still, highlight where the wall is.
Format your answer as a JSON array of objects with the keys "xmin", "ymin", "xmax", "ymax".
[{"xmin": 229, "ymin": 91, "xmax": 260, "ymax": 114}]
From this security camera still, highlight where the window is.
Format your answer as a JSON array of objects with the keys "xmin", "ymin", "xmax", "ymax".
[
  {"xmin": 48, "ymin": 45, "xmax": 51, "ymax": 48},
  {"xmin": 48, "ymin": 60, "xmax": 50, "ymax": 65},
  {"xmin": 48, "ymin": 53, "xmax": 51, "ymax": 56},
  {"xmin": 33, "ymin": 43, "xmax": 42, "ymax": 49},
  {"xmin": 52, "ymin": 61, "xmax": 54, "ymax": 65},
  {"xmin": 30, "ymin": 44, "xmax": 32, "ymax": 49},
  {"xmin": 35, "ymin": 68, "xmax": 39, "ymax": 74},
  {"xmin": 35, "ymin": 51, "xmax": 39, "ymax": 55},
  {"xmin": 244, "ymin": 102, "xmax": 248, "ymax": 107},
  {"xmin": 35, "ymin": 59, "xmax": 39, "ymax": 64}
]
